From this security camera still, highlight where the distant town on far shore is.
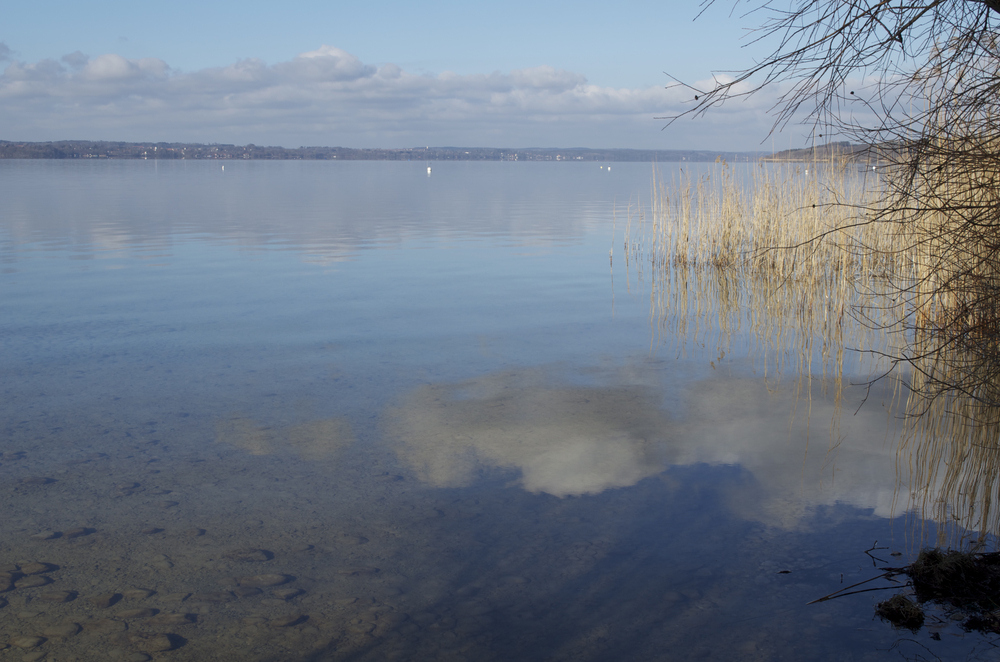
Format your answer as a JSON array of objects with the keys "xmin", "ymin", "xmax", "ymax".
[{"xmin": 0, "ymin": 140, "xmax": 867, "ymax": 163}]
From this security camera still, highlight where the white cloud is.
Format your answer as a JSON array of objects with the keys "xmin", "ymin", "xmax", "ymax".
[
  {"xmin": 508, "ymin": 65, "xmax": 586, "ymax": 91},
  {"xmin": 273, "ymin": 45, "xmax": 376, "ymax": 83},
  {"xmin": 0, "ymin": 45, "xmax": 782, "ymax": 149},
  {"xmin": 61, "ymin": 51, "xmax": 89, "ymax": 69},
  {"xmin": 0, "ymin": 42, "xmax": 12, "ymax": 63},
  {"xmin": 80, "ymin": 53, "xmax": 169, "ymax": 82},
  {"xmin": 4, "ymin": 58, "xmax": 66, "ymax": 83}
]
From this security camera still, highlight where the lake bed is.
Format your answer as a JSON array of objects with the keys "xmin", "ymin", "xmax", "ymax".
[{"xmin": 0, "ymin": 159, "xmax": 988, "ymax": 661}]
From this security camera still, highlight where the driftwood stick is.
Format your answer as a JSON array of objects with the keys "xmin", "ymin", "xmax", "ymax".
[
  {"xmin": 807, "ymin": 571, "xmax": 903, "ymax": 605},
  {"xmin": 815, "ymin": 585, "xmax": 907, "ymax": 601}
]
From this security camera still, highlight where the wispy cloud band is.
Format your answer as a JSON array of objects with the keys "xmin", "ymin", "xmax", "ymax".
[{"xmin": 0, "ymin": 44, "xmax": 774, "ymax": 148}]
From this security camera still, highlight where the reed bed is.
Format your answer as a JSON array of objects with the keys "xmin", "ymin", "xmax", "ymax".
[
  {"xmin": 626, "ymin": 161, "xmax": 905, "ymax": 277},
  {"xmin": 621, "ymin": 160, "xmax": 902, "ymax": 390},
  {"xmin": 889, "ymin": 134, "xmax": 1000, "ymax": 543},
  {"xmin": 619, "ymin": 158, "xmax": 1000, "ymax": 544}
]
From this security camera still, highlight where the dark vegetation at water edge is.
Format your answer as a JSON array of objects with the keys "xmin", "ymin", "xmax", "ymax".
[
  {"xmin": 876, "ymin": 549, "xmax": 1000, "ymax": 633},
  {"xmin": 0, "ymin": 140, "xmax": 762, "ymax": 163}
]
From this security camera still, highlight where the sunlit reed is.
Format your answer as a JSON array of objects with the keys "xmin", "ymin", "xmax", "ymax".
[
  {"xmin": 619, "ymin": 156, "xmax": 1000, "ymax": 544},
  {"xmin": 621, "ymin": 159, "xmax": 900, "ymax": 390}
]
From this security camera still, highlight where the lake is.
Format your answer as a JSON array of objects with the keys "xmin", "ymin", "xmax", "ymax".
[{"xmin": 0, "ymin": 159, "xmax": 989, "ymax": 660}]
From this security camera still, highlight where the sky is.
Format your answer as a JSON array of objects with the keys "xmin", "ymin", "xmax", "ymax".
[{"xmin": 0, "ymin": 0, "xmax": 813, "ymax": 151}]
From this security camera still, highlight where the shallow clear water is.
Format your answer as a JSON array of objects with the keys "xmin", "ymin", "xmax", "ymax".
[{"xmin": 0, "ymin": 159, "xmax": 992, "ymax": 661}]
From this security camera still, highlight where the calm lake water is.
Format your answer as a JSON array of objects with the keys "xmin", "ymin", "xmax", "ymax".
[{"xmin": 0, "ymin": 159, "xmax": 992, "ymax": 660}]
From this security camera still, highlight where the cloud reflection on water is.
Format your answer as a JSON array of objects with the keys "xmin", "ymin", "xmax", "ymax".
[
  {"xmin": 383, "ymin": 369, "xmax": 671, "ymax": 497},
  {"xmin": 383, "ymin": 364, "xmax": 904, "ymax": 528},
  {"xmin": 674, "ymin": 374, "xmax": 902, "ymax": 528}
]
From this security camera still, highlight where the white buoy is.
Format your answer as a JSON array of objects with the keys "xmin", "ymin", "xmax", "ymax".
[
  {"xmin": 427, "ymin": 166, "xmax": 432, "ymax": 175},
  {"xmin": 221, "ymin": 165, "xmax": 225, "ymax": 171}
]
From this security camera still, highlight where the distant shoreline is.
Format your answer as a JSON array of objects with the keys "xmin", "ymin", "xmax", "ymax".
[
  {"xmin": 0, "ymin": 140, "xmax": 767, "ymax": 163},
  {"xmin": 0, "ymin": 140, "xmax": 872, "ymax": 163}
]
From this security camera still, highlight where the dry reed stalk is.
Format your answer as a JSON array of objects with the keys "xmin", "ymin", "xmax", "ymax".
[
  {"xmin": 884, "ymin": 128, "xmax": 1000, "ymax": 545},
  {"xmin": 625, "ymin": 159, "xmax": 903, "ymax": 378},
  {"xmin": 616, "ymin": 155, "xmax": 1000, "ymax": 544}
]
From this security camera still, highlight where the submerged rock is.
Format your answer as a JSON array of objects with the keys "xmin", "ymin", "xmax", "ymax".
[
  {"xmin": 224, "ymin": 548, "xmax": 274, "ymax": 563},
  {"xmin": 341, "ymin": 535, "xmax": 369, "ymax": 545},
  {"xmin": 83, "ymin": 618, "xmax": 126, "ymax": 633},
  {"xmin": 29, "ymin": 531, "xmax": 60, "ymax": 541},
  {"xmin": 337, "ymin": 566, "xmax": 380, "ymax": 576},
  {"xmin": 160, "ymin": 592, "xmax": 191, "ymax": 603},
  {"xmin": 147, "ymin": 613, "xmax": 196, "ymax": 627},
  {"xmin": 188, "ymin": 591, "xmax": 233, "ymax": 603},
  {"xmin": 37, "ymin": 590, "xmax": 76, "ymax": 603},
  {"xmin": 14, "ymin": 575, "xmax": 52, "ymax": 589},
  {"xmin": 118, "ymin": 608, "xmax": 159, "ymax": 619},
  {"xmin": 109, "ymin": 654, "xmax": 151, "ymax": 662},
  {"xmin": 150, "ymin": 554, "xmax": 173, "ymax": 570},
  {"xmin": 19, "ymin": 477, "xmax": 55, "ymax": 485},
  {"xmin": 42, "ymin": 622, "xmax": 81, "ymax": 638},
  {"xmin": 63, "ymin": 527, "xmax": 93, "ymax": 539},
  {"xmin": 19, "ymin": 563, "xmax": 55, "ymax": 575},
  {"xmin": 88, "ymin": 593, "xmax": 122, "ymax": 608},
  {"xmin": 241, "ymin": 615, "xmax": 269, "ymax": 627},
  {"xmin": 233, "ymin": 587, "xmax": 262, "ymax": 598},
  {"xmin": 130, "ymin": 632, "xmax": 180, "ymax": 652},
  {"xmin": 269, "ymin": 614, "xmax": 306, "ymax": 628},
  {"xmin": 235, "ymin": 574, "xmax": 292, "ymax": 587},
  {"xmin": 9, "ymin": 635, "xmax": 44, "ymax": 648}
]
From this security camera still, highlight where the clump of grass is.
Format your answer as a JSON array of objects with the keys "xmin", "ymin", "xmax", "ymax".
[
  {"xmin": 909, "ymin": 549, "xmax": 1000, "ymax": 612},
  {"xmin": 875, "ymin": 594, "xmax": 925, "ymax": 631}
]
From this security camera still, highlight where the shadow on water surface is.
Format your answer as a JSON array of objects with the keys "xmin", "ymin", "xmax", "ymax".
[
  {"xmin": 265, "ymin": 477, "xmax": 908, "ymax": 662},
  {"xmin": 0, "ymin": 362, "xmax": 961, "ymax": 662},
  {"xmin": 245, "ymin": 366, "xmax": 980, "ymax": 661},
  {"xmin": 271, "ymin": 494, "xmax": 993, "ymax": 662}
]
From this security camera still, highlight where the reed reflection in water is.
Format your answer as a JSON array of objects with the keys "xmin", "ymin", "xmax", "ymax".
[{"xmin": 620, "ymin": 161, "xmax": 1000, "ymax": 544}]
